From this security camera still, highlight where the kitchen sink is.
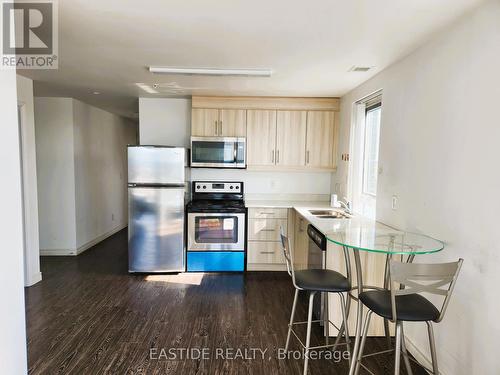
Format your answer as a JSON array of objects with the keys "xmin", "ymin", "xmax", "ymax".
[{"xmin": 308, "ymin": 209, "xmax": 351, "ymax": 219}]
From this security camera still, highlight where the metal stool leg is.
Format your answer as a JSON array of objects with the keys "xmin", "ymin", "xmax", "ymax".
[
  {"xmin": 426, "ymin": 321, "xmax": 439, "ymax": 375},
  {"xmin": 285, "ymin": 289, "xmax": 299, "ymax": 351},
  {"xmin": 400, "ymin": 323, "xmax": 414, "ymax": 375},
  {"xmin": 324, "ymin": 292, "xmax": 329, "ymax": 345},
  {"xmin": 303, "ymin": 291, "xmax": 316, "ymax": 375},
  {"xmin": 339, "ymin": 293, "xmax": 351, "ymax": 354},
  {"xmin": 354, "ymin": 310, "xmax": 372, "ymax": 375},
  {"xmin": 394, "ymin": 322, "xmax": 402, "ymax": 375}
]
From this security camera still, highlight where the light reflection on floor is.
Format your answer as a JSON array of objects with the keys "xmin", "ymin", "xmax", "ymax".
[{"xmin": 145, "ymin": 272, "xmax": 205, "ymax": 285}]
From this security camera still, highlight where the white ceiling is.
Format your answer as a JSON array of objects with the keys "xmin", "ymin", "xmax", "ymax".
[{"xmin": 19, "ymin": 0, "xmax": 484, "ymax": 118}]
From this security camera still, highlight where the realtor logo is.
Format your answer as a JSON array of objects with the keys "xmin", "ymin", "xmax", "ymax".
[{"xmin": 1, "ymin": 0, "xmax": 58, "ymax": 69}]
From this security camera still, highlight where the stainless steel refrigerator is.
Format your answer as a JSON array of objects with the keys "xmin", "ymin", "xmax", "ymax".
[{"xmin": 127, "ymin": 146, "xmax": 187, "ymax": 273}]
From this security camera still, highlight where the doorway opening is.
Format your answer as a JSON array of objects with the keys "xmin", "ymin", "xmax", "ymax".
[{"xmin": 348, "ymin": 92, "xmax": 382, "ymax": 219}]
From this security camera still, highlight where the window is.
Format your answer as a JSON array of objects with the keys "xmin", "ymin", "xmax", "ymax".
[
  {"xmin": 362, "ymin": 104, "xmax": 381, "ymax": 196},
  {"xmin": 347, "ymin": 93, "xmax": 382, "ymax": 219}
]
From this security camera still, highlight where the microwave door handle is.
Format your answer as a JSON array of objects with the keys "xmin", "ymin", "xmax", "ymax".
[{"xmin": 233, "ymin": 144, "xmax": 237, "ymax": 162}]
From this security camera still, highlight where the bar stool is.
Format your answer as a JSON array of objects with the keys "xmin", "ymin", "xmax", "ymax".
[
  {"xmin": 353, "ymin": 259, "xmax": 463, "ymax": 375},
  {"xmin": 280, "ymin": 228, "xmax": 352, "ymax": 375}
]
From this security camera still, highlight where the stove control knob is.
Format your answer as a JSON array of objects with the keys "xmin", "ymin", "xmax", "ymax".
[
  {"xmin": 203, "ymin": 185, "xmax": 207, "ymax": 189},
  {"xmin": 196, "ymin": 185, "xmax": 200, "ymax": 189},
  {"xmin": 235, "ymin": 186, "xmax": 239, "ymax": 190},
  {"xmin": 230, "ymin": 186, "xmax": 234, "ymax": 189}
]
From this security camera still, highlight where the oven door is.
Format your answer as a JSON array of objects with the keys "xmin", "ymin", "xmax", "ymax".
[
  {"xmin": 191, "ymin": 137, "xmax": 246, "ymax": 168},
  {"xmin": 188, "ymin": 212, "xmax": 245, "ymax": 251}
]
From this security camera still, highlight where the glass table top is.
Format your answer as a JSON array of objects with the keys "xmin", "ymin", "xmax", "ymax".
[{"xmin": 326, "ymin": 221, "xmax": 444, "ymax": 255}]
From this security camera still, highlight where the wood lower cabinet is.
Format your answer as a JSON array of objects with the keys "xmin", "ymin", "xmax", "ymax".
[
  {"xmin": 191, "ymin": 108, "xmax": 246, "ymax": 137},
  {"xmin": 276, "ymin": 111, "xmax": 307, "ymax": 167},
  {"xmin": 292, "ymin": 212, "xmax": 310, "ymax": 270},
  {"xmin": 247, "ymin": 207, "xmax": 290, "ymax": 271},
  {"xmin": 247, "ymin": 242, "xmax": 285, "ymax": 264},
  {"xmin": 326, "ymin": 240, "xmax": 390, "ymax": 336},
  {"xmin": 306, "ymin": 111, "xmax": 338, "ymax": 169},
  {"xmin": 246, "ymin": 110, "xmax": 277, "ymax": 167},
  {"xmin": 248, "ymin": 218, "xmax": 287, "ymax": 241}
]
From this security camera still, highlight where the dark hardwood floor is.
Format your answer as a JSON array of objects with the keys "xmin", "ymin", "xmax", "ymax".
[{"xmin": 25, "ymin": 229, "xmax": 426, "ymax": 374}]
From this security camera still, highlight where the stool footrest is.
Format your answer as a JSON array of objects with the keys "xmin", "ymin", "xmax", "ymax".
[{"xmin": 288, "ymin": 319, "xmax": 351, "ymax": 351}]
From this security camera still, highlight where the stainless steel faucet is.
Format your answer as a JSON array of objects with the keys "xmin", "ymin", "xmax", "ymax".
[{"xmin": 338, "ymin": 198, "xmax": 352, "ymax": 215}]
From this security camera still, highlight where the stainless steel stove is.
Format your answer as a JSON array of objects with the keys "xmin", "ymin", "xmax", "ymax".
[{"xmin": 186, "ymin": 181, "xmax": 246, "ymax": 272}]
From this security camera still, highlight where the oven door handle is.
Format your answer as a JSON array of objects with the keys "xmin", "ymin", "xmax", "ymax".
[{"xmin": 233, "ymin": 144, "xmax": 237, "ymax": 163}]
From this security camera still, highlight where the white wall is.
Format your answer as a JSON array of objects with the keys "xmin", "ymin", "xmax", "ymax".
[
  {"xmin": 0, "ymin": 70, "xmax": 28, "ymax": 374},
  {"xmin": 73, "ymin": 99, "xmax": 137, "ymax": 250},
  {"xmin": 139, "ymin": 98, "xmax": 191, "ymax": 146},
  {"xmin": 34, "ymin": 98, "xmax": 77, "ymax": 252},
  {"xmin": 16, "ymin": 75, "xmax": 42, "ymax": 286},
  {"xmin": 35, "ymin": 98, "xmax": 137, "ymax": 255},
  {"xmin": 140, "ymin": 97, "xmax": 333, "ymax": 198},
  {"xmin": 191, "ymin": 168, "xmax": 331, "ymax": 196},
  {"xmin": 333, "ymin": 2, "xmax": 500, "ymax": 373}
]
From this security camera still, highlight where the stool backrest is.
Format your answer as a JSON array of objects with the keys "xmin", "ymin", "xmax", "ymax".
[
  {"xmin": 389, "ymin": 258, "xmax": 463, "ymax": 322},
  {"xmin": 279, "ymin": 226, "xmax": 298, "ymax": 288}
]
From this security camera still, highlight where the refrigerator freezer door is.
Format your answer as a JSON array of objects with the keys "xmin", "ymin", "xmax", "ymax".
[
  {"xmin": 128, "ymin": 146, "xmax": 185, "ymax": 185},
  {"xmin": 128, "ymin": 186, "xmax": 185, "ymax": 272}
]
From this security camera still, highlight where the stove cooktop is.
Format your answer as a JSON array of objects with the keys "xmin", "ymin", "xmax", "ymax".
[{"xmin": 187, "ymin": 199, "xmax": 246, "ymax": 213}]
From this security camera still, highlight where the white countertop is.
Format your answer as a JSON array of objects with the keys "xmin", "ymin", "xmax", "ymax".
[
  {"xmin": 245, "ymin": 199, "xmax": 375, "ymax": 240},
  {"xmin": 294, "ymin": 206, "xmax": 374, "ymax": 239}
]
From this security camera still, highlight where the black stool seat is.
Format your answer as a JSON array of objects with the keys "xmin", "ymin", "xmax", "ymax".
[
  {"xmin": 359, "ymin": 290, "xmax": 440, "ymax": 322},
  {"xmin": 295, "ymin": 269, "xmax": 351, "ymax": 292}
]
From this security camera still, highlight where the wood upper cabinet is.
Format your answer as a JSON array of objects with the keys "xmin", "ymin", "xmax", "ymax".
[
  {"xmin": 191, "ymin": 108, "xmax": 219, "ymax": 136},
  {"xmin": 219, "ymin": 109, "xmax": 246, "ymax": 137},
  {"xmin": 306, "ymin": 111, "xmax": 338, "ymax": 169},
  {"xmin": 191, "ymin": 97, "xmax": 340, "ymax": 171},
  {"xmin": 276, "ymin": 111, "xmax": 307, "ymax": 167},
  {"xmin": 246, "ymin": 110, "xmax": 277, "ymax": 167},
  {"xmin": 191, "ymin": 108, "xmax": 247, "ymax": 137}
]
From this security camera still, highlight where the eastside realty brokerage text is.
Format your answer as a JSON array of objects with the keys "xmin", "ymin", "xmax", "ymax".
[{"xmin": 150, "ymin": 347, "xmax": 350, "ymax": 362}]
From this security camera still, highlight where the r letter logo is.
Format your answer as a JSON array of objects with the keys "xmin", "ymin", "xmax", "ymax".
[{"xmin": 1, "ymin": 0, "xmax": 58, "ymax": 69}]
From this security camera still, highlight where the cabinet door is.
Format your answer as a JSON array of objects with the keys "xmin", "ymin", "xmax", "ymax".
[
  {"xmin": 246, "ymin": 110, "xmax": 277, "ymax": 167},
  {"xmin": 306, "ymin": 111, "xmax": 337, "ymax": 169},
  {"xmin": 247, "ymin": 242, "xmax": 285, "ymax": 264},
  {"xmin": 276, "ymin": 111, "xmax": 307, "ymax": 167},
  {"xmin": 248, "ymin": 218, "xmax": 287, "ymax": 241},
  {"xmin": 293, "ymin": 214, "xmax": 309, "ymax": 270},
  {"xmin": 220, "ymin": 109, "xmax": 246, "ymax": 137},
  {"xmin": 191, "ymin": 108, "xmax": 219, "ymax": 136}
]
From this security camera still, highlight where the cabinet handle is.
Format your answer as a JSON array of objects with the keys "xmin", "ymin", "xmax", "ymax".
[
  {"xmin": 261, "ymin": 229, "xmax": 276, "ymax": 232},
  {"xmin": 219, "ymin": 120, "xmax": 222, "ymax": 135},
  {"xmin": 271, "ymin": 150, "xmax": 275, "ymax": 163},
  {"xmin": 306, "ymin": 150, "xmax": 310, "ymax": 164},
  {"xmin": 277, "ymin": 150, "xmax": 280, "ymax": 164},
  {"xmin": 214, "ymin": 120, "xmax": 218, "ymax": 135},
  {"xmin": 259, "ymin": 212, "xmax": 274, "ymax": 216},
  {"xmin": 260, "ymin": 251, "xmax": 275, "ymax": 254}
]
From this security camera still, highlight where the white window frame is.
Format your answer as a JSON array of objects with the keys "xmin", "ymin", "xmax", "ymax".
[{"xmin": 347, "ymin": 91, "xmax": 382, "ymax": 219}]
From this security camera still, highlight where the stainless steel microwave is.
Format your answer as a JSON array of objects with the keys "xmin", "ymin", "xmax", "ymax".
[{"xmin": 190, "ymin": 137, "xmax": 246, "ymax": 168}]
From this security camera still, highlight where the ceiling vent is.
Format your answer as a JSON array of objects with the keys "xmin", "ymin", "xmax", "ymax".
[{"xmin": 349, "ymin": 66, "xmax": 372, "ymax": 72}]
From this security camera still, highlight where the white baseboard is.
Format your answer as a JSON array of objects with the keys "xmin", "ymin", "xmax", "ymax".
[
  {"xmin": 76, "ymin": 223, "xmax": 127, "ymax": 255},
  {"xmin": 24, "ymin": 271, "xmax": 42, "ymax": 287},
  {"xmin": 405, "ymin": 336, "xmax": 442, "ymax": 375},
  {"xmin": 41, "ymin": 224, "xmax": 127, "ymax": 256},
  {"xmin": 40, "ymin": 248, "xmax": 77, "ymax": 256}
]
